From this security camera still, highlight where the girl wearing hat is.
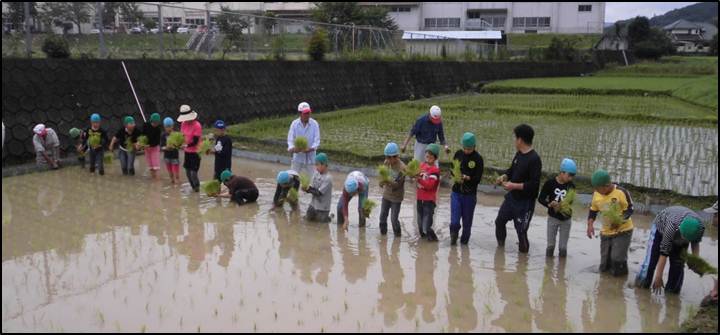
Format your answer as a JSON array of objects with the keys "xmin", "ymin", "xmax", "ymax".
[
  {"xmin": 538, "ymin": 158, "xmax": 576, "ymax": 257},
  {"xmin": 109, "ymin": 116, "xmax": 140, "ymax": 175},
  {"xmin": 160, "ymin": 117, "xmax": 181, "ymax": 184},
  {"xmin": 178, "ymin": 105, "xmax": 203, "ymax": 192},
  {"xmin": 32, "ymin": 123, "xmax": 60, "ymax": 169},
  {"xmin": 142, "ymin": 113, "xmax": 163, "ymax": 179}
]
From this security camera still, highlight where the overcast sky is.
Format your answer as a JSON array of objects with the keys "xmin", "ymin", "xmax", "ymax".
[{"xmin": 604, "ymin": 2, "xmax": 698, "ymax": 22}]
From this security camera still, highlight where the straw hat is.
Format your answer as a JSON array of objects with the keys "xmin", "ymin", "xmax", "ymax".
[{"xmin": 177, "ymin": 104, "xmax": 198, "ymax": 122}]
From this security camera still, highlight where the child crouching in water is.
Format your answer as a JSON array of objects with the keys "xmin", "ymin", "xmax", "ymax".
[
  {"xmin": 303, "ymin": 153, "xmax": 333, "ymax": 222},
  {"xmin": 160, "ymin": 117, "xmax": 180, "ymax": 184},
  {"xmin": 216, "ymin": 169, "xmax": 259, "ymax": 205},
  {"xmin": 415, "ymin": 143, "xmax": 441, "ymax": 242},
  {"xmin": 273, "ymin": 170, "xmax": 301, "ymax": 209}
]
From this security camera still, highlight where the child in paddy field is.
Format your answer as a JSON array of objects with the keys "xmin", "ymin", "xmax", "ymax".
[
  {"xmin": 208, "ymin": 120, "xmax": 232, "ymax": 181},
  {"xmin": 379, "ymin": 142, "xmax": 406, "ymax": 236},
  {"xmin": 273, "ymin": 170, "xmax": 301, "ymax": 209},
  {"xmin": 109, "ymin": 116, "xmax": 140, "ymax": 176},
  {"xmin": 83, "ymin": 113, "xmax": 109, "ymax": 175},
  {"xmin": 449, "ymin": 132, "xmax": 484, "ymax": 246},
  {"xmin": 415, "ymin": 143, "xmax": 441, "ymax": 242},
  {"xmin": 538, "ymin": 158, "xmax": 577, "ymax": 257},
  {"xmin": 337, "ymin": 170, "xmax": 370, "ymax": 230},
  {"xmin": 69, "ymin": 127, "xmax": 86, "ymax": 168},
  {"xmin": 216, "ymin": 169, "xmax": 259, "ymax": 205},
  {"xmin": 160, "ymin": 117, "xmax": 180, "ymax": 184},
  {"xmin": 587, "ymin": 169, "xmax": 635, "ymax": 276},
  {"xmin": 303, "ymin": 153, "xmax": 333, "ymax": 223},
  {"xmin": 178, "ymin": 104, "xmax": 203, "ymax": 192},
  {"xmin": 142, "ymin": 113, "xmax": 163, "ymax": 179}
]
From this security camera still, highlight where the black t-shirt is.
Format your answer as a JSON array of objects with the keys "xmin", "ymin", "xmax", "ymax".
[
  {"xmin": 143, "ymin": 122, "xmax": 162, "ymax": 147},
  {"xmin": 451, "ymin": 149, "xmax": 484, "ymax": 195},
  {"xmin": 226, "ymin": 175, "xmax": 258, "ymax": 193},
  {"xmin": 538, "ymin": 176, "xmax": 576, "ymax": 220},
  {"xmin": 82, "ymin": 127, "xmax": 109, "ymax": 150},
  {"xmin": 160, "ymin": 132, "xmax": 179, "ymax": 160},
  {"xmin": 505, "ymin": 149, "xmax": 542, "ymax": 200},
  {"xmin": 214, "ymin": 135, "xmax": 233, "ymax": 169},
  {"xmin": 114, "ymin": 127, "xmax": 140, "ymax": 150}
]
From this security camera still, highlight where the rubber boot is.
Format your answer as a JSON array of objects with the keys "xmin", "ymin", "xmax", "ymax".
[{"xmin": 559, "ymin": 249, "xmax": 567, "ymax": 258}]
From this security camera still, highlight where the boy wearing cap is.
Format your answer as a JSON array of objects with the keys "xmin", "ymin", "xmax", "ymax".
[
  {"xmin": 304, "ymin": 153, "xmax": 333, "ymax": 223},
  {"xmin": 287, "ymin": 102, "xmax": 321, "ymax": 178},
  {"xmin": 450, "ymin": 133, "xmax": 484, "ymax": 246},
  {"xmin": 379, "ymin": 143, "xmax": 406, "ymax": 236},
  {"xmin": 32, "ymin": 124, "xmax": 61, "ymax": 169},
  {"xmin": 538, "ymin": 158, "xmax": 577, "ymax": 257},
  {"xmin": 635, "ymin": 206, "xmax": 705, "ymax": 294},
  {"xmin": 216, "ymin": 169, "xmax": 259, "ymax": 205},
  {"xmin": 143, "ymin": 113, "xmax": 163, "ymax": 179},
  {"xmin": 273, "ymin": 170, "xmax": 301, "ymax": 209},
  {"xmin": 109, "ymin": 116, "xmax": 140, "ymax": 176},
  {"xmin": 208, "ymin": 120, "xmax": 233, "ymax": 181},
  {"xmin": 587, "ymin": 169, "xmax": 635, "ymax": 276},
  {"xmin": 494, "ymin": 124, "xmax": 542, "ymax": 253},
  {"xmin": 416, "ymin": 143, "xmax": 442, "ymax": 242},
  {"xmin": 160, "ymin": 117, "xmax": 180, "ymax": 184},
  {"xmin": 401, "ymin": 105, "xmax": 450, "ymax": 165},
  {"xmin": 338, "ymin": 170, "xmax": 370, "ymax": 231},
  {"xmin": 82, "ymin": 113, "xmax": 109, "ymax": 175},
  {"xmin": 178, "ymin": 104, "xmax": 203, "ymax": 192}
]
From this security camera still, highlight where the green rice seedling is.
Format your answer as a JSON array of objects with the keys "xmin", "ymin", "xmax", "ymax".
[
  {"xmin": 362, "ymin": 199, "xmax": 377, "ymax": 218},
  {"xmin": 451, "ymin": 159, "xmax": 463, "ymax": 184},
  {"xmin": 124, "ymin": 137, "xmax": 135, "ymax": 153},
  {"xmin": 287, "ymin": 187, "xmax": 299, "ymax": 205},
  {"xmin": 377, "ymin": 165, "xmax": 392, "ymax": 186},
  {"xmin": 404, "ymin": 159, "xmax": 421, "ymax": 178},
  {"xmin": 166, "ymin": 132, "xmax": 185, "ymax": 149},
  {"xmin": 601, "ymin": 201, "xmax": 624, "ymax": 228},
  {"xmin": 137, "ymin": 135, "xmax": 149, "ymax": 150},
  {"xmin": 682, "ymin": 250, "xmax": 718, "ymax": 277},
  {"xmin": 88, "ymin": 133, "xmax": 102, "ymax": 149},
  {"xmin": 294, "ymin": 136, "xmax": 309, "ymax": 151},
  {"xmin": 557, "ymin": 188, "xmax": 576, "ymax": 217},
  {"xmin": 202, "ymin": 180, "xmax": 221, "ymax": 197},
  {"xmin": 200, "ymin": 137, "xmax": 214, "ymax": 154},
  {"xmin": 300, "ymin": 173, "xmax": 311, "ymax": 190},
  {"xmin": 103, "ymin": 153, "xmax": 113, "ymax": 164}
]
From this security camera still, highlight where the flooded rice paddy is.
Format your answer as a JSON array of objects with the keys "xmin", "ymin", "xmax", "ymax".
[{"xmin": 2, "ymin": 158, "xmax": 718, "ymax": 332}]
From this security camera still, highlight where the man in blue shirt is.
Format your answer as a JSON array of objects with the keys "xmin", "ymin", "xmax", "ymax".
[{"xmin": 401, "ymin": 105, "xmax": 450, "ymax": 164}]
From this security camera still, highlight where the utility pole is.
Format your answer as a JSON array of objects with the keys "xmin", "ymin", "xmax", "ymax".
[
  {"xmin": 24, "ymin": 1, "xmax": 32, "ymax": 58},
  {"xmin": 97, "ymin": 2, "xmax": 107, "ymax": 58},
  {"xmin": 158, "ymin": 3, "xmax": 164, "ymax": 58}
]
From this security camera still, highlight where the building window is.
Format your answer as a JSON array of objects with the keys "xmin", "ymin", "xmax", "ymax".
[
  {"xmin": 513, "ymin": 17, "xmax": 550, "ymax": 28},
  {"xmin": 186, "ymin": 18, "xmax": 205, "ymax": 25},
  {"xmin": 513, "ymin": 17, "xmax": 524, "ymax": 27},
  {"xmin": 539, "ymin": 17, "xmax": 550, "ymax": 27},
  {"xmin": 578, "ymin": 5, "xmax": 592, "ymax": 12},
  {"xmin": 391, "ymin": 6, "xmax": 411, "ymax": 13},
  {"xmin": 425, "ymin": 17, "xmax": 461, "ymax": 28},
  {"xmin": 468, "ymin": 11, "xmax": 480, "ymax": 19}
]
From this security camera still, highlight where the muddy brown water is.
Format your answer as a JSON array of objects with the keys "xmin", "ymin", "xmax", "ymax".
[{"xmin": 2, "ymin": 158, "xmax": 717, "ymax": 332}]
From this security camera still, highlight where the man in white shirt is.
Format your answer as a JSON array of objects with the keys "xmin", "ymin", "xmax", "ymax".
[
  {"xmin": 32, "ymin": 123, "xmax": 60, "ymax": 169},
  {"xmin": 287, "ymin": 102, "xmax": 321, "ymax": 177}
]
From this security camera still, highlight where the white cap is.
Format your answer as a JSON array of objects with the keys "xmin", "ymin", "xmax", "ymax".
[
  {"xmin": 429, "ymin": 105, "xmax": 441, "ymax": 119},
  {"xmin": 180, "ymin": 105, "xmax": 192, "ymax": 113},
  {"xmin": 297, "ymin": 102, "xmax": 311, "ymax": 113},
  {"xmin": 704, "ymin": 201, "xmax": 718, "ymax": 214},
  {"xmin": 33, "ymin": 124, "xmax": 46, "ymax": 135}
]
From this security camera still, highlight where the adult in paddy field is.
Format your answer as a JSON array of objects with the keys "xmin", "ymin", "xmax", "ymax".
[
  {"xmin": 177, "ymin": 104, "xmax": 203, "ymax": 192},
  {"xmin": 494, "ymin": 124, "xmax": 542, "ymax": 253},
  {"xmin": 401, "ymin": 105, "xmax": 450, "ymax": 165},
  {"xmin": 32, "ymin": 124, "xmax": 61, "ymax": 170},
  {"xmin": 287, "ymin": 102, "xmax": 320, "ymax": 178},
  {"xmin": 635, "ymin": 206, "xmax": 705, "ymax": 294}
]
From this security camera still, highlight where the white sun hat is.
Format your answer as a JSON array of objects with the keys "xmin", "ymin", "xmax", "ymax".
[{"xmin": 177, "ymin": 104, "xmax": 198, "ymax": 122}]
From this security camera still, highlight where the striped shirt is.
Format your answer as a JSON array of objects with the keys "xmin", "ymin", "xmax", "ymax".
[{"xmin": 654, "ymin": 206, "xmax": 704, "ymax": 256}]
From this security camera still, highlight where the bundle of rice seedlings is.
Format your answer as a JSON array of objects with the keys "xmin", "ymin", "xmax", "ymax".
[
  {"xmin": 286, "ymin": 187, "xmax": 299, "ymax": 205},
  {"xmin": 300, "ymin": 173, "xmax": 311, "ymax": 190},
  {"xmin": 69, "ymin": 127, "xmax": 82, "ymax": 139},
  {"xmin": 557, "ymin": 188, "xmax": 576, "ymax": 217},
  {"xmin": 377, "ymin": 165, "xmax": 392, "ymax": 186},
  {"xmin": 88, "ymin": 133, "xmax": 102, "ymax": 149},
  {"xmin": 362, "ymin": 199, "xmax": 377, "ymax": 218},
  {"xmin": 403, "ymin": 159, "xmax": 421, "ymax": 178},
  {"xmin": 601, "ymin": 201, "xmax": 624, "ymax": 229},
  {"xmin": 124, "ymin": 137, "xmax": 135, "ymax": 153},
  {"xmin": 200, "ymin": 137, "xmax": 214, "ymax": 154},
  {"xmin": 136, "ymin": 135, "xmax": 149, "ymax": 150},
  {"xmin": 294, "ymin": 136, "xmax": 308, "ymax": 151},
  {"xmin": 201, "ymin": 180, "xmax": 221, "ymax": 197},
  {"xmin": 451, "ymin": 159, "xmax": 463, "ymax": 185},
  {"xmin": 682, "ymin": 251, "xmax": 718, "ymax": 277},
  {"xmin": 103, "ymin": 153, "xmax": 113, "ymax": 164},
  {"xmin": 166, "ymin": 132, "xmax": 185, "ymax": 149}
]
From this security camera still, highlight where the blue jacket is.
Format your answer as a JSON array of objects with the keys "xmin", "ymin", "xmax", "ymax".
[{"xmin": 409, "ymin": 114, "xmax": 446, "ymax": 145}]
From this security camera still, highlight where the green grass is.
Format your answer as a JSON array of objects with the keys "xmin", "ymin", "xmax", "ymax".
[
  {"xmin": 597, "ymin": 56, "xmax": 718, "ymax": 77},
  {"xmin": 506, "ymin": 33, "xmax": 602, "ymax": 50}
]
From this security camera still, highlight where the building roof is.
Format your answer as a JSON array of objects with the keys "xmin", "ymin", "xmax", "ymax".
[
  {"xmin": 663, "ymin": 19, "xmax": 699, "ymax": 30},
  {"xmin": 401, "ymin": 30, "xmax": 502, "ymax": 40}
]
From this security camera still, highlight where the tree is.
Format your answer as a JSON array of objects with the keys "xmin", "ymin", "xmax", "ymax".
[
  {"xmin": 627, "ymin": 16, "xmax": 651, "ymax": 48},
  {"xmin": 91, "ymin": 2, "xmax": 120, "ymax": 28},
  {"xmin": 262, "ymin": 11, "xmax": 277, "ymax": 35},
  {"xmin": 144, "ymin": 18, "xmax": 157, "ymax": 30},
  {"xmin": 39, "ymin": 2, "xmax": 91, "ymax": 34},
  {"xmin": 5, "ymin": 2, "xmax": 38, "ymax": 31},
  {"xmin": 307, "ymin": 28, "xmax": 329, "ymax": 61},
  {"xmin": 544, "ymin": 36, "xmax": 578, "ymax": 62},
  {"xmin": 311, "ymin": 2, "xmax": 397, "ymax": 30},
  {"xmin": 216, "ymin": 6, "xmax": 249, "ymax": 58},
  {"xmin": 119, "ymin": 2, "xmax": 144, "ymax": 26}
]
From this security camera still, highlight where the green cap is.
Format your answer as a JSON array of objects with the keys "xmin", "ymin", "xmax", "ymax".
[
  {"xmin": 461, "ymin": 132, "xmax": 476, "ymax": 148},
  {"xmin": 150, "ymin": 113, "xmax": 161, "ymax": 123},
  {"xmin": 315, "ymin": 152, "xmax": 328, "ymax": 165},
  {"xmin": 220, "ymin": 169, "xmax": 232, "ymax": 183},
  {"xmin": 69, "ymin": 127, "xmax": 81, "ymax": 139},
  {"xmin": 679, "ymin": 216, "xmax": 703, "ymax": 242},
  {"xmin": 426, "ymin": 143, "xmax": 440, "ymax": 157},
  {"xmin": 123, "ymin": 116, "xmax": 135, "ymax": 125},
  {"xmin": 591, "ymin": 169, "xmax": 611, "ymax": 187}
]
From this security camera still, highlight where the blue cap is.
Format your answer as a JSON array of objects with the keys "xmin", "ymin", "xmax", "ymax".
[
  {"xmin": 90, "ymin": 113, "xmax": 101, "ymax": 122},
  {"xmin": 560, "ymin": 158, "xmax": 577, "ymax": 174},
  {"xmin": 214, "ymin": 120, "xmax": 226, "ymax": 129},
  {"xmin": 163, "ymin": 117, "xmax": 174, "ymax": 127},
  {"xmin": 277, "ymin": 171, "xmax": 290, "ymax": 185},
  {"xmin": 384, "ymin": 142, "xmax": 399, "ymax": 156},
  {"xmin": 344, "ymin": 178, "xmax": 358, "ymax": 193}
]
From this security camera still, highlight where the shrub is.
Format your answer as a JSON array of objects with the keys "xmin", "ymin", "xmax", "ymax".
[
  {"xmin": 271, "ymin": 35, "xmax": 286, "ymax": 61},
  {"xmin": 544, "ymin": 37, "xmax": 577, "ymax": 62},
  {"xmin": 307, "ymin": 28, "xmax": 329, "ymax": 61},
  {"xmin": 42, "ymin": 34, "xmax": 70, "ymax": 58}
]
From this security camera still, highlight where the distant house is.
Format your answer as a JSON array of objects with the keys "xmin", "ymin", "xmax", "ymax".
[
  {"xmin": 594, "ymin": 23, "xmax": 628, "ymax": 50},
  {"xmin": 662, "ymin": 19, "xmax": 718, "ymax": 53},
  {"xmin": 401, "ymin": 30, "xmax": 503, "ymax": 57}
]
